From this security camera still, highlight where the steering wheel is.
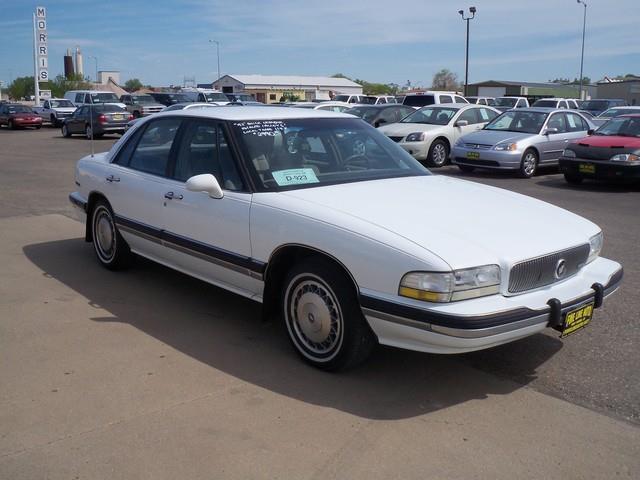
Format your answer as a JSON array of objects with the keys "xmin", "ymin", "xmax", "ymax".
[{"xmin": 342, "ymin": 154, "xmax": 371, "ymax": 171}]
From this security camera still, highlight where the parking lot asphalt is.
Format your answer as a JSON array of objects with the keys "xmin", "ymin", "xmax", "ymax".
[{"xmin": 1, "ymin": 127, "xmax": 639, "ymax": 478}]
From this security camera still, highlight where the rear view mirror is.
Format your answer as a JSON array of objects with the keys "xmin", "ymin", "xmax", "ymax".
[
  {"xmin": 587, "ymin": 129, "xmax": 595, "ymax": 135},
  {"xmin": 186, "ymin": 174, "xmax": 224, "ymax": 199},
  {"xmin": 455, "ymin": 120, "xmax": 469, "ymax": 127}
]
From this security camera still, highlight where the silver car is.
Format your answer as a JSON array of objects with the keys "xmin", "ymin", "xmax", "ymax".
[{"xmin": 452, "ymin": 108, "xmax": 594, "ymax": 178}]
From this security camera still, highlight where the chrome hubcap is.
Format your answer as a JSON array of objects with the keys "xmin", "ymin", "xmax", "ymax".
[
  {"xmin": 433, "ymin": 144, "xmax": 446, "ymax": 164},
  {"xmin": 523, "ymin": 153, "xmax": 536, "ymax": 175},
  {"xmin": 86, "ymin": 127, "xmax": 92, "ymax": 139},
  {"xmin": 288, "ymin": 277, "xmax": 342, "ymax": 356},
  {"xmin": 94, "ymin": 208, "xmax": 115, "ymax": 260}
]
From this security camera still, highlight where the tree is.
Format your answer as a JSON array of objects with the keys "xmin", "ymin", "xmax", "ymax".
[
  {"xmin": 124, "ymin": 78, "xmax": 144, "ymax": 92},
  {"xmin": 431, "ymin": 69, "xmax": 460, "ymax": 91},
  {"xmin": 7, "ymin": 76, "xmax": 35, "ymax": 100},
  {"xmin": 44, "ymin": 74, "xmax": 93, "ymax": 98}
]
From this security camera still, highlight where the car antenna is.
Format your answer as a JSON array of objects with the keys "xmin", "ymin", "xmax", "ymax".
[{"xmin": 89, "ymin": 100, "xmax": 94, "ymax": 157}]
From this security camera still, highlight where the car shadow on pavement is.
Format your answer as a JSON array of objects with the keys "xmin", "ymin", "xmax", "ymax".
[{"xmin": 24, "ymin": 238, "xmax": 563, "ymax": 420}]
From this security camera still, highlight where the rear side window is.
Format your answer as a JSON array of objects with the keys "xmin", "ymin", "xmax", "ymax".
[
  {"xmin": 458, "ymin": 108, "xmax": 479, "ymax": 124},
  {"xmin": 565, "ymin": 113, "xmax": 588, "ymax": 132},
  {"xmin": 439, "ymin": 95, "xmax": 453, "ymax": 103},
  {"xmin": 113, "ymin": 126, "xmax": 146, "ymax": 166},
  {"xmin": 128, "ymin": 118, "xmax": 182, "ymax": 176},
  {"xmin": 403, "ymin": 95, "xmax": 435, "ymax": 107},
  {"xmin": 479, "ymin": 108, "xmax": 499, "ymax": 122},
  {"xmin": 75, "ymin": 93, "xmax": 84, "ymax": 103},
  {"xmin": 454, "ymin": 96, "xmax": 467, "ymax": 103}
]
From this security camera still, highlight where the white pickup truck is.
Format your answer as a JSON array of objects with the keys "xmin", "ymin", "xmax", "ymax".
[{"xmin": 33, "ymin": 98, "xmax": 77, "ymax": 127}]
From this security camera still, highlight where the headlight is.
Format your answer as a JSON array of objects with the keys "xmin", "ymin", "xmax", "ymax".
[
  {"xmin": 493, "ymin": 142, "xmax": 518, "ymax": 151},
  {"xmin": 563, "ymin": 149, "xmax": 576, "ymax": 158},
  {"xmin": 399, "ymin": 265, "xmax": 501, "ymax": 303},
  {"xmin": 610, "ymin": 153, "xmax": 640, "ymax": 163},
  {"xmin": 588, "ymin": 232, "xmax": 603, "ymax": 263},
  {"xmin": 405, "ymin": 132, "xmax": 426, "ymax": 142}
]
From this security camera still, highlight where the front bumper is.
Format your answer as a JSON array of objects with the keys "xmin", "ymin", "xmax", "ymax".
[
  {"xmin": 452, "ymin": 145, "xmax": 523, "ymax": 170},
  {"xmin": 360, "ymin": 257, "xmax": 623, "ymax": 354},
  {"xmin": 397, "ymin": 141, "xmax": 430, "ymax": 161},
  {"xmin": 559, "ymin": 158, "xmax": 640, "ymax": 182}
]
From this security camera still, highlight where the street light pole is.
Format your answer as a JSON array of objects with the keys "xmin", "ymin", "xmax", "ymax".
[
  {"xmin": 89, "ymin": 55, "xmax": 98, "ymax": 84},
  {"xmin": 209, "ymin": 40, "xmax": 220, "ymax": 85},
  {"xmin": 458, "ymin": 7, "xmax": 476, "ymax": 97},
  {"xmin": 577, "ymin": 0, "xmax": 587, "ymax": 100}
]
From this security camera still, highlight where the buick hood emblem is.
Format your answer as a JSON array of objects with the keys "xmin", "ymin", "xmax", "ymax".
[{"xmin": 555, "ymin": 259, "xmax": 567, "ymax": 279}]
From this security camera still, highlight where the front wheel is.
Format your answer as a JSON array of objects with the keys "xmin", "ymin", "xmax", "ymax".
[
  {"xmin": 62, "ymin": 124, "xmax": 71, "ymax": 137},
  {"xmin": 90, "ymin": 200, "xmax": 132, "ymax": 270},
  {"xmin": 426, "ymin": 139, "xmax": 449, "ymax": 168},
  {"xmin": 519, "ymin": 149, "xmax": 538, "ymax": 178},
  {"xmin": 85, "ymin": 125, "xmax": 93, "ymax": 140},
  {"xmin": 282, "ymin": 258, "xmax": 376, "ymax": 371}
]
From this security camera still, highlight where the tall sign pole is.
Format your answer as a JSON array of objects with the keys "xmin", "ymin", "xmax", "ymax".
[{"xmin": 33, "ymin": 6, "xmax": 48, "ymax": 106}]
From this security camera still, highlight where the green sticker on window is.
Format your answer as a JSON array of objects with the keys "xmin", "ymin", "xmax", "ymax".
[{"xmin": 272, "ymin": 168, "xmax": 319, "ymax": 186}]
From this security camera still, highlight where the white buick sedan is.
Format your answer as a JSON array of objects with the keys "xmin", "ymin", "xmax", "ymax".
[{"xmin": 70, "ymin": 107, "xmax": 623, "ymax": 371}]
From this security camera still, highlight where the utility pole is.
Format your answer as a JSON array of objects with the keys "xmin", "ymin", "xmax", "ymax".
[
  {"xmin": 209, "ymin": 40, "xmax": 220, "ymax": 85},
  {"xmin": 458, "ymin": 7, "xmax": 476, "ymax": 97},
  {"xmin": 577, "ymin": 0, "xmax": 588, "ymax": 100}
]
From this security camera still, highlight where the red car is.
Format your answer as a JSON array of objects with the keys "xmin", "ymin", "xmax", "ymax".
[
  {"xmin": 0, "ymin": 103, "xmax": 43, "ymax": 129},
  {"xmin": 559, "ymin": 114, "xmax": 640, "ymax": 184}
]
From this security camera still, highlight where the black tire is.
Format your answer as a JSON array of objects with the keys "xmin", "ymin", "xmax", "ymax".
[
  {"xmin": 90, "ymin": 200, "xmax": 132, "ymax": 270},
  {"xmin": 519, "ymin": 149, "xmax": 538, "ymax": 178},
  {"xmin": 35, "ymin": 125, "xmax": 41, "ymax": 130},
  {"xmin": 8, "ymin": 119, "xmax": 15, "ymax": 130},
  {"xmin": 564, "ymin": 173, "xmax": 583, "ymax": 185},
  {"xmin": 282, "ymin": 258, "xmax": 376, "ymax": 371},
  {"xmin": 61, "ymin": 124, "xmax": 71, "ymax": 137},
  {"xmin": 50, "ymin": 115, "xmax": 58, "ymax": 127},
  {"xmin": 426, "ymin": 139, "xmax": 449, "ymax": 168},
  {"xmin": 458, "ymin": 165, "xmax": 475, "ymax": 173}
]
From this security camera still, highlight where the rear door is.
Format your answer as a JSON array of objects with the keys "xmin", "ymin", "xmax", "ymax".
[{"xmin": 161, "ymin": 119, "xmax": 257, "ymax": 296}]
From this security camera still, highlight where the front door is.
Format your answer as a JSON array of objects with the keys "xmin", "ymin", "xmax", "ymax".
[
  {"xmin": 161, "ymin": 119, "xmax": 258, "ymax": 297},
  {"xmin": 540, "ymin": 112, "xmax": 569, "ymax": 163}
]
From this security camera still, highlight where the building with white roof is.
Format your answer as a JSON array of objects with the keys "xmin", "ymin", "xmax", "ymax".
[{"xmin": 212, "ymin": 74, "xmax": 363, "ymax": 104}]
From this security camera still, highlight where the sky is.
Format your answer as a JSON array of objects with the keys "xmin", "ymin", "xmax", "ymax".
[{"xmin": 0, "ymin": 0, "xmax": 638, "ymax": 89}]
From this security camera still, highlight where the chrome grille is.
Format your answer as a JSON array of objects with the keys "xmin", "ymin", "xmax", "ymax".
[
  {"xmin": 388, "ymin": 136, "xmax": 404, "ymax": 143},
  {"xmin": 508, "ymin": 244, "xmax": 590, "ymax": 294},
  {"xmin": 464, "ymin": 143, "xmax": 492, "ymax": 150}
]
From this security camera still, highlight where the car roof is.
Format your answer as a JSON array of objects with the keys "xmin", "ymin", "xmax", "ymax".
[
  {"xmin": 619, "ymin": 113, "xmax": 640, "ymax": 118},
  {"xmin": 153, "ymin": 106, "xmax": 353, "ymax": 121}
]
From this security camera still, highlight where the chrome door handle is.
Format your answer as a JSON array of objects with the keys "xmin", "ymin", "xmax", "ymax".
[
  {"xmin": 164, "ymin": 191, "xmax": 183, "ymax": 200},
  {"xmin": 106, "ymin": 175, "xmax": 120, "ymax": 182}
]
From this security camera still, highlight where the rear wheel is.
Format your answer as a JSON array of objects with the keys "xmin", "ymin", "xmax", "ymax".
[
  {"xmin": 61, "ymin": 124, "xmax": 71, "ymax": 137},
  {"xmin": 85, "ymin": 125, "xmax": 93, "ymax": 139},
  {"xmin": 282, "ymin": 258, "xmax": 376, "ymax": 371},
  {"xmin": 426, "ymin": 139, "xmax": 449, "ymax": 168},
  {"xmin": 90, "ymin": 200, "xmax": 132, "ymax": 270},
  {"xmin": 50, "ymin": 114, "xmax": 58, "ymax": 127},
  {"xmin": 564, "ymin": 173, "xmax": 583, "ymax": 185},
  {"xmin": 458, "ymin": 165, "xmax": 475, "ymax": 173},
  {"xmin": 519, "ymin": 149, "xmax": 538, "ymax": 178}
]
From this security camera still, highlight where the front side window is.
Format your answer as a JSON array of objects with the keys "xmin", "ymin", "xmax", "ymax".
[
  {"xmin": 457, "ymin": 108, "xmax": 479, "ymax": 124},
  {"xmin": 485, "ymin": 111, "xmax": 547, "ymax": 134},
  {"xmin": 439, "ymin": 95, "xmax": 453, "ymax": 104},
  {"xmin": 546, "ymin": 113, "xmax": 567, "ymax": 133},
  {"xmin": 230, "ymin": 118, "xmax": 428, "ymax": 192},
  {"xmin": 128, "ymin": 118, "xmax": 182, "ymax": 176}
]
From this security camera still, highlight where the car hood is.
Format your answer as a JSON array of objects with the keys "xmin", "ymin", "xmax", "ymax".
[
  {"xmin": 11, "ymin": 112, "xmax": 39, "ymax": 118},
  {"xmin": 457, "ymin": 129, "xmax": 534, "ymax": 146},
  {"xmin": 378, "ymin": 123, "xmax": 446, "ymax": 136},
  {"xmin": 572, "ymin": 135, "xmax": 640, "ymax": 149},
  {"xmin": 275, "ymin": 175, "xmax": 598, "ymax": 270}
]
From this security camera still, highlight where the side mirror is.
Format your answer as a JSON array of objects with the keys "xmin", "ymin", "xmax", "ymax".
[
  {"xmin": 455, "ymin": 120, "xmax": 469, "ymax": 127},
  {"xmin": 186, "ymin": 174, "xmax": 224, "ymax": 199},
  {"xmin": 587, "ymin": 129, "xmax": 595, "ymax": 135},
  {"xmin": 543, "ymin": 127, "xmax": 559, "ymax": 135},
  {"xmin": 374, "ymin": 118, "xmax": 387, "ymax": 127}
]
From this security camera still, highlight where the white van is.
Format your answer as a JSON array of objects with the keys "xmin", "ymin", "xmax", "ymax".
[
  {"xmin": 64, "ymin": 90, "xmax": 126, "ymax": 108},
  {"xmin": 179, "ymin": 88, "xmax": 230, "ymax": 105},
  {"xmin": 402, "ymin": 91, "xmax": 468, "ymax": 108}
]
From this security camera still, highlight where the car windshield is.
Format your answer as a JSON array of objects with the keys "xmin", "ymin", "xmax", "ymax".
[
  {"xmin": 599, "ymin": 108, "xmax": 638, "ymax": 118},
  {"xmin": 594, "ymin": 117, "xmax": 640, "ymax": 137},
  {"xmin": 50, "ymin": 99, "xmax": 74, "ymax": 108},
  {"xmin": 204, "ymin": 92, "xmax": 229, "ymax": 102},
  {"xmin": 581, "ymin": 100, "xmax": 610, "ymax": 111},
  {"xmin": 485, "ymin": 111, "xmax": 547, "ymax": 134},
  {"xmin": 400, "ymin": 106, "xmax": 457, "ymax": 125},
  {"xmin": 346, "ymin": 107, "xmax": 381, "ymax": 122},
  {"xmin": 231, "ymin": 118, "xmax": 429, "ymax": 192},
  {"xmin": 131, "ymin": 95, "xmax": 156, "ymax": 104},
  {"xmin": 533, "ymin": 100, "xmax": 557, "ymax": 108},
  {"xmin": 7, "ymin": 105, "xmax": 33, "ymax": 114},
  {"xmin": 90, "ymin": 93, "xmax": 120, "ymax": 103},
  {"xmin": 333, "ymin": 95, "xmax": 350, "ymax": 102},
  {"xmin": 494, "ymin": 98, "xmax": 518, "ymax": 107},
  {"xmin": 403, "ymin": 95, "xmax": 435, "ymax": 107}
]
